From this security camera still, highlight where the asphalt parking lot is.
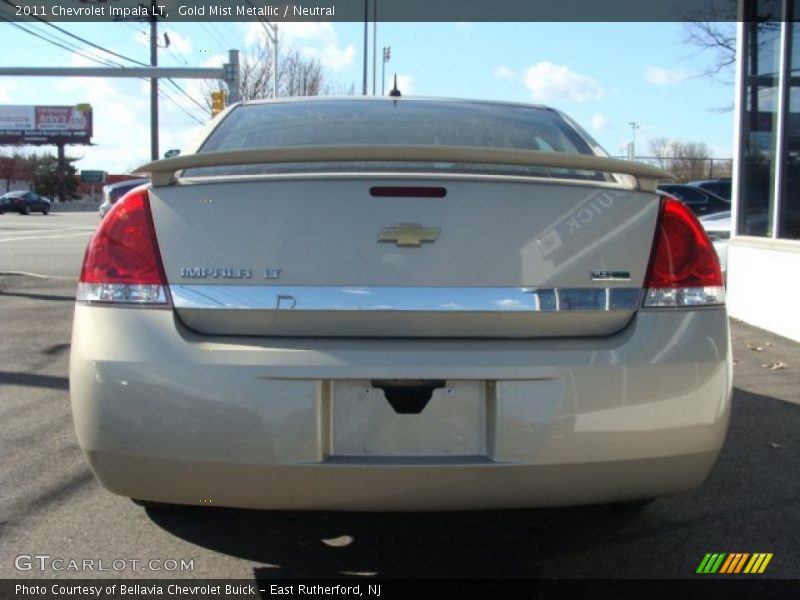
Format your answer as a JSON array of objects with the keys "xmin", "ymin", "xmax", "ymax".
[{"xmin": 0, "ymin": 211, "xmax": 798, "ymax": 580}]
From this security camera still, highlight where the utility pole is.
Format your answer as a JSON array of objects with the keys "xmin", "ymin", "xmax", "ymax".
[
  {"xmin": 150, "ymin": 2, "xmax": 159, "ymax": 161},
  {"xmin": 362, "ymin": 0, "xmax": 369, "ymax": 95},
  {"xmin": 57, "ymin": 143, "xmax": 66, "ymax": 203},
  {"xmin": 372, "ymin": 0, "xmax": 377, "ymax": 95},
  {"xmin": 272, "ymin": 25, "xmax": 278, "ymax": 98},
  {"xmin": 628, "ymin": 121, "xmax": 640, "ymax": 161},
  {"xmin": 225, "ymin": 50, "xmax": 240, "ymax": 103},
  {"xmin": 257, "ymin": 20, "xmax": 278, "ymax": 98},
  {"xmin": 382, "ymin": 46, "xmax": 391, "ymax": 96}
]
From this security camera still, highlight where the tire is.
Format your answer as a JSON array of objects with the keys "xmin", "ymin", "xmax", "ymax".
[
  {"xmin": 42, "ymin": 205, "xmax": 50, "ymax": 215},
  {"xmin": 21, "ymin": 205, "xmax": 30, "ymax": 215}
]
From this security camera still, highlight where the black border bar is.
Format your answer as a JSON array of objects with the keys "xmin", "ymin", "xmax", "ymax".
[{"xmin": 1, "ymin": 0, "xmax": 747, "ymax": 23}]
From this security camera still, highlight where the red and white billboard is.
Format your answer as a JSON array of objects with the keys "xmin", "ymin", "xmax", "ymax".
[{"xmin": 0, "ymin": 105, "xmax": 93, "ymax": 145}]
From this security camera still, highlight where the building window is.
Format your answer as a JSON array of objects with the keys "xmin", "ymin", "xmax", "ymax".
[
  {"xmin": 740, "ymin": 3, "xmax": 782, "ymax": 237},
  {"xmin": 782, "ymin": 9, "xmax": 800, "ymax": 239}
]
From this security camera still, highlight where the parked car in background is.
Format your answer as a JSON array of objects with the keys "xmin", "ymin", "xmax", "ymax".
[
  {"xmin": 0, "ymin": 190, "xmax": 50, "ymax": 215},
  {"xmin": 699, "ymin": 210, "xmax": 730, "ymax": 277},
  {"xmin": 71, "ymin": 97, "xmax": 731, "ymax": 511},
  {"xmin": 657, "ymin": 183, "xmax": 730, "ymax": 217},
  {"xmin": 688, "ymin": 178, "xmax": 732, "ymax": 201},
  {"xmin": 99, "ymin": 178, "xmax": 149, "ymax": 218}
]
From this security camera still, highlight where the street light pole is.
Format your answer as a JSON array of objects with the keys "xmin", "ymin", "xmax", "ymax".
[
  {"xmin": 362, "ymin": 0, "xmax": 369, "ymax": 95},
  {"xmin": 382, "ymin": 46, "xmax": 391, "ymax": 96},
  {"xmin": 628, "ymin": 121, "xmax": 640, "ymax": 160},
  {"xmin": 257, "ymin": 21, "xmax": 278, "ymax": 98},
  {"xmin": 150, "ymin": 2, "xmax": 158, "ymax": 161},
  {"xmin": 372, "ymin": 0, "xmax": 377, "ymax": 95}
]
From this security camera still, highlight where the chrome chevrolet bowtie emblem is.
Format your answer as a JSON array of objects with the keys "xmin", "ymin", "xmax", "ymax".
[{"xmin": 378, "ymin": 223, "xmax": 441, "ymax": 247}]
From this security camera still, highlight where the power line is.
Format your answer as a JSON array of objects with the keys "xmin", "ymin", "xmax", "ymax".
[
  {"xmin": 2, "ymin": 20, "xmax": 209, "ymax": 124},
  {"xmin": 209, "ymin": 23, "xmax": 237, "ymax": 49},
  {"xmin": 0, "ymin": 19, "xmax": 124, "ymax": 68},
  {"xmin": 159, "ymin": 87, "xmax": 206, "ymax": 125},
  {"xmin": 1, "ymin": 0, "xmax": 149, "ymax": 67},
  {"xmin": 4, "ymin": 18, "xmax": 210, "ymax": 120},
  {"xmin": 199, "ymin": 23, "xmax": 229, "ymax": 52},
  {"xmin": 166, "ymin": 79, "xmax": 210, "ymax": 114}
]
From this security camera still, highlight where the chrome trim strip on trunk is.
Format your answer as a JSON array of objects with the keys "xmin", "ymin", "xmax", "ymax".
[{"xmin": 170, "ymin": 285, "xmax": 642, "ymax": 313}]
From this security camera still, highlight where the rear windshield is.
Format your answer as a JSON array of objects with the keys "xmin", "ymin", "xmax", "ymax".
[{"xmin": 188, "ymin": 99, "xmax": 606, "ymax": 180}]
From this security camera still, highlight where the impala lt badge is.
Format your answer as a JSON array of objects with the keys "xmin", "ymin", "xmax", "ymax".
[
  {"xmin": 179, "ymin": 267, "xmax": 282, "ymax": 280},
  {"xmin": 180, "ymin": 267, "xmax": 252, "ymax": 279},
  {"xmin": 378, "ymin": 223, "xmax": 441, "ymax": 247}
]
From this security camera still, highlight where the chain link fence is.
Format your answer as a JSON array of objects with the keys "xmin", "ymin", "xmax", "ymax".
[{"xmin": 612, "ymin": 156, "xmax": 733, "ymax": 182}]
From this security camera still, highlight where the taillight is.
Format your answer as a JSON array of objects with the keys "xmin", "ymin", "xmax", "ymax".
[
  {"xmin": 643, "ymin": 196, "xmax": 725, "ymax": 307},
  {"xmin": 77, "ymin": 187, "xmax": 170, "ymax": 306}
]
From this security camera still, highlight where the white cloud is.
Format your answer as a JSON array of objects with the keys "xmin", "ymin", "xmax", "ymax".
[
  {"xmin": 303, "ymin": 42, "xmax": 356, "ymax": 72},
  {"xmin": 644, "ymin": 66, "xmax": 691, "ymax": 86},
  {"xmin": 523, "ymin": 62, "xmax": 604, "ymax": 103},
  {"xmin": 494, "ymin": 66, "xmax": 516, "ymax": 79},
  {"xmin": 495, "ymin": 299, "xmax": 525, "ymax": 309},
  {"xmin": 46, "ymin": 52, "xmax": 209, "ymax": 174},
  {"xmin": 244, "ymin": 22, "xmax": 355, "ymax": 72},
  {"xmin": 591, "ymin": 114, "xmax": 612, "ymax": 132},
  {"xmin": 0, "ymin": 80, "xmax": 18, "ymax": 102}
]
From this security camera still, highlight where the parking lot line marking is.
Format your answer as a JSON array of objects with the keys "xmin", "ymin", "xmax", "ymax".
[
  {"xmin": 0, "ymin": 270, "xmax": 75, "ymax": 280},
  {"xmin": 0, "ymin": 227, "xmax": 95, "ymax": 236},
  {"xmin": 0, "ymin": 228, "xmax": 65, "ymax": 235},
  {"xmin": 0, "ymin": 231, "xmax": 93, "ymax": 243}
]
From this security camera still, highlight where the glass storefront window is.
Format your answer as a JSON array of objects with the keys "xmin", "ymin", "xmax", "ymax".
[
  {"xmin": 739, "ymin": 2, "xmax": 782, "ymax": 237},
  {"xmin": 782, "ymin": 13, "xmax": 800, "ymax": 239}
]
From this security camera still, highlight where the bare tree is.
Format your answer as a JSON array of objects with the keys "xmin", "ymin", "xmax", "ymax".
[
  {"xmin": 281, "ymin": 50, "xmax": 323, "ymax": 97},
  {"xmin": 649, "ymin": 138, "xmax": 720, "ymax": 182},
  {"xmin": 684, "ymin": 21, "xmax": 737, "ymax": 83},
  {"xmin": 683, "ymin": 0, "xmax": 784, "ymax": 88},
  {"xmin": 203, "ymin": 38, "xmax": 326, "ymax": 110}
]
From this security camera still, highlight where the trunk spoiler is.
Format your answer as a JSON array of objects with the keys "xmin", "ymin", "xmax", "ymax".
[{"xmin": 136, "ymin": 145, "xmax": 674, "ymax": 191}]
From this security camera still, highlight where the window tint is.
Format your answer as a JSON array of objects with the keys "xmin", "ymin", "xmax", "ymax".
[
  {"xmin": 189, "ymin": 99, "xmax": 606, "ymax": 180},
  {"xmin": 201, "ymin": 100, "xmax": 596, "ymax": 155}
]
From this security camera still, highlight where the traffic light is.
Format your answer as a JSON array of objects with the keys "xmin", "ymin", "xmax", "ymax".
[{"xmin": 210, "ymin": 90, "xmax": 226, "ymax": 117}]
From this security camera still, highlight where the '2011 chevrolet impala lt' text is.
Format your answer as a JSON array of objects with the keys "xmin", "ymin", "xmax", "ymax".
[{"xmin": 69, "ymin": 97, "xmax": 731, "ymax": 510}]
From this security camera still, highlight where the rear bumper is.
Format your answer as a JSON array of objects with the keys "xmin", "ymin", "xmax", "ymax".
[{"xmin": 70, "ymin": 307, "xmax": 732, "ymax": 510}]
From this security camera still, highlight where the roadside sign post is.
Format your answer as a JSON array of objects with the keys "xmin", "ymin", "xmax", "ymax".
[{"xmin": 81, "ymin": 170, "xmax": 106, "ymax": 204}]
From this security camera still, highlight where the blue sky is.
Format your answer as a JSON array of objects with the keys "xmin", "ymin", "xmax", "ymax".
[{"xmin": 0, "ymin": 21, "xmax": 737, "ymax": 174}]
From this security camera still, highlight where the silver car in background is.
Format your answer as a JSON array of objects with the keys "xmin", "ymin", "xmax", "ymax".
[{"xmin": 70, "ymin": 97, "xmax": 731, "ymax": 511}]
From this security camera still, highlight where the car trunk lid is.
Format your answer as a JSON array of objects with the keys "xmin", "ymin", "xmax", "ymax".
[{"xmin": 148, "ymin": 176, "xmax": 659, "ymax": 337}]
